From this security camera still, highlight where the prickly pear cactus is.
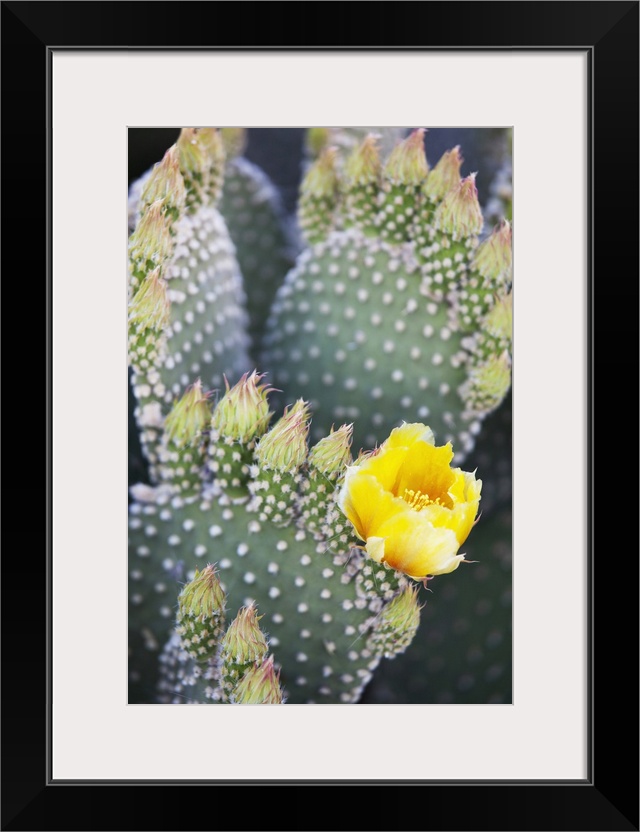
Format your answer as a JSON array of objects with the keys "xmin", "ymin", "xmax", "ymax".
[
  {"xmin": 129, "ymin": 373, "xmax": 426, "ymax": 704},
  {"xmin": 128, "ymin": 127, "xmax": 512, "ymax": 705},
  {"xmin": 128, "ymin": 128, "xmax": 251, "ymax": 481},
  {"xmin": 262, "ymin": 129, "xmax": 512, "ymax": 459},
  {"xmin": 128, "ymin": 128, "xmax": 297, "ymax": 484}
]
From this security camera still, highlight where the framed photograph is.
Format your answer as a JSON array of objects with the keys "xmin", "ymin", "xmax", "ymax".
[{"xmin": 5, "ymin": 1, "xmax": 637, "ymax": 829}]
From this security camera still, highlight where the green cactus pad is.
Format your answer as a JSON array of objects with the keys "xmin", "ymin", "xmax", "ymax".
[
  {"xmin": 129, "ymin": 483, "xmax": 410, "ymax": 704},
  {"xmin": 128, "ymin": 131, "xmax": 253, "ymax": 480},
  {"xmin": 220, "ymin": 156, "xmax": 296, "ymax": 359},
  {"xmin": 263, "ymin": 228, "xmax": 480, "ymax": 459},
  {"xmin": 153, "ymin": 205, "xmax": 250, "ymax": 400},
  {"xmin": 262, "ymin": 132, "xmax": 512, "ymax": 461}
]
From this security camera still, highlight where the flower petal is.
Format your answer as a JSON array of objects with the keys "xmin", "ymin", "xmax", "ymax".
[
  {"xmin": 339, "ymin": 470, "xmax": 406, "ymax": 541},
  {"xmin": 393, "ymin": 439, "xmax": 455, "ymax": 505},
  {"xmin": 369, "ymin": 511, "xmax": 463, "ymax": 578},
  {"xmin": 422, "ymin": 498, "xmax": 479, "ymax": 546},
  {"xmin": 384, "ymin": 422, "xmax": 435, "ymax": 449},
  {"xmin": 358, "ymin": 447, "xmax": 413, "ymax": 493},
  {"xmin": 448, "ymin": 468, "xmax": 482, "ymax": 503}
]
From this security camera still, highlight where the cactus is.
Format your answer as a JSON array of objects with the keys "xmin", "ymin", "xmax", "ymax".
[
  {"xmin": 128, "ymin": 128, "xmax": 512, "ymax": 704},
  {"xmin": 128, "ymin": 129, "xmax": 297, "ymax": 485},
  {"xmin": 129, "ymin": 372, "xmax": 428, "ymax": 704},
  {"xmin": 218, "ymin": 128, "xmax": 297, "ymax": 361},
  {"xmin": 262, "ymin": 129, "xmax": 512, "ymax": 459}
]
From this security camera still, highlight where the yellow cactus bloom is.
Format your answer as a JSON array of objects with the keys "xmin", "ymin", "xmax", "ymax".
[{"xmin": 338, "ymin": 423, "xmax": 481, "ymax": 580}]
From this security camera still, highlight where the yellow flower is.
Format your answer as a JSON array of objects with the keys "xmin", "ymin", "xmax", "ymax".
[{"xmin": 338, "ymin": 423, "xmax": 481, "ymax": 580}]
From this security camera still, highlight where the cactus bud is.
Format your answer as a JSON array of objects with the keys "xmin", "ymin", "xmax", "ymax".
[
  {"xmin": 434, "ymin": 173, "xmax": 484, "ymax": 240},
  {"xmin": 128, "ymin": 267, "xmax": 170, "ymax": 333},
  {"xmin": 233, "ymin": 655, "xmax": 284, "ymax": 704},
  {"xmin": 176, "ymin": 565, "xmax": 226, "ymax": 663},
  {"xmin": 344, "ymin": 134, "xmax": 381, "ymax": 188},
  {"xmin": 424, "ymin": 146, "xmax": 463, "ymax": 202},
  {"xmin": 177, "ymin": 127, "xmax": 225, "ymax": 209},
  {"xmin": 378, "ymin": 128, "xmax": 428, "ymax": 243},
  {"xmin": 221, "ymin": 605, "xmax": 269, "ymax": 668},
  {"xmin": 367, "ymin": 585, "xmax": 422, "ymax": 658},
  {"xmin": 196, "ymin": 127, "xmax": 225, "ymax": 203},
  {"xmin": 255, "ymin": 399, "xmax": 310, "ymax": 473},
  {"xmin": 343, "ymin": 135, "xmax": 382, "ymax": 233},
  {"xmin": 160, "ymin": 382, "xmax": 211, "ymax": 493},
  {"xmin": 462, "ymin": 351, "xmax": 512, "ymax": 414},
  {"xmin": 308, "ymin": 424, "xmax": 353, "ymax": 479},
  {"xmin": 301, "ymin": 146, "xmax": 339, "ymax": 199},
  {"xmin": 139, "ymin": 145, "xmax": 186, "ymax": 220},
  {"xmin": 383, "ymin": 128, "xmax": 428, "ymax": 186},
  {"xmin": 251, "ymin": 400, "xmax": 311, "ymax": 526},
  {"xmin": 177, "ymin": 127, "xmax": 208, "ymax": 178},
  {"xmin": 298, "ymin": 147, "xmax": 340, "ymax": 243},
  {"xmin": 211, "ymin": 371, "xmax": 274, "ymax": 444},
  {"xmin": 128, "ymin": 199, "xmax": 174, "ymax": 270},
  {"xmin": 485, "ymin": 291, "xmax": 513, "ymax": 342},
  {"xmin": 472, "ymin": 219, "xmax": 512, "ymax": 283},
  {"xmin": 164, "ymin": 380, "xmax": 211, "ymax": 449},
  {"xmin": 302, "ymin": 423, "xmax": 354, "ymax": 538}
]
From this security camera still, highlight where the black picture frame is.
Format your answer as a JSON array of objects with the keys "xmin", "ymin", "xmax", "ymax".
[{"xmin": 3, "ymin": 2, "xmax": 638, "ymax": 830}]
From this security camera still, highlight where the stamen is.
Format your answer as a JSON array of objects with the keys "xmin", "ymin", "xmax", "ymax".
[{"xmin": 403, "ymin": 488, "xmax": 444, "ymax": 510}]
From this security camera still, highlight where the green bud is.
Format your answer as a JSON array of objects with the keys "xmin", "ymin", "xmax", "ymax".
[
  {"xmin": 472, "ymin": 219, "xmax": 512, "ymax": 283},
  {"xmin": 434, "ymin": 173, "xmax": 484, "ymax": 240},
  {"xmin": 301, "ymin": 147, "xmax": 339, "ymax": 199},
  {"xmin": 139, "ymin": 145, "xmax": 186, "ymax": 218},
  {"xmin": 211, "ymin": 371, "xmax": 274, "ymax": 444},
  {"xmin": 383, "ymin": 128, "xmax": 428, "ymax": 186},
  {"xmin": 233, "ymin": 655, "xmax": 284, "ymax": 704},
  {"xmin": 463, "ymin": 351, "xmax": 512, "ymax": 414},
  {"xmin": 308, "ymin": 424, "xmax": 353, "ymax": 479},
  {"xmin": 424, "ymin": 145, "xmax": 463, "ymax": 202},
  {"xmin": 128, "ymin": 267, "xmax": 170, "ymax": 332},
  {"xmin": 220, "ymin": 605, "xmax": 269, "ymax": 667},
  {"xmin": 298, "ymin": 147, "xmax": 341, "ymax": 243},
  {"xmin": 368, "ymin": 586, "xmax": 422, "ymax": 658},
  {"xmin": 177, "ymin": 127, "xmax": 225, "ymax": 207},
  {"xmin": 255, "ymin": 399, "xmax": 310, "ymax": 473},
  {"xmin": 177, "ymin": 127, "xmax": 209, "ymax": 180},
  {"xmin": 176, "ymin": 564, "xmax": 226, "ymax": 663},
  {"xmin": 485, "ymin": 291, "xmax": 513, "ymax": 341},
  {"xmin": 164, "ymin": 380, "xmax": 211, "ymax": 449},
  {"xmin": 128, "ymin": 199, "xmax": 174, "ymax": 268},
  {"xmin": 344, "ymin": 134, "xmax": 381, "ymax": 187},
  {"xmin": 178, "ymin": 563, "xmax": 226, "ymax": 623}
]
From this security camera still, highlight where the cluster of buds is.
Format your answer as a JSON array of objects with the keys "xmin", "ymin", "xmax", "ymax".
[{"xmin": 173, "ymin": 564, "xmax": 284, "ymax": 704}]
